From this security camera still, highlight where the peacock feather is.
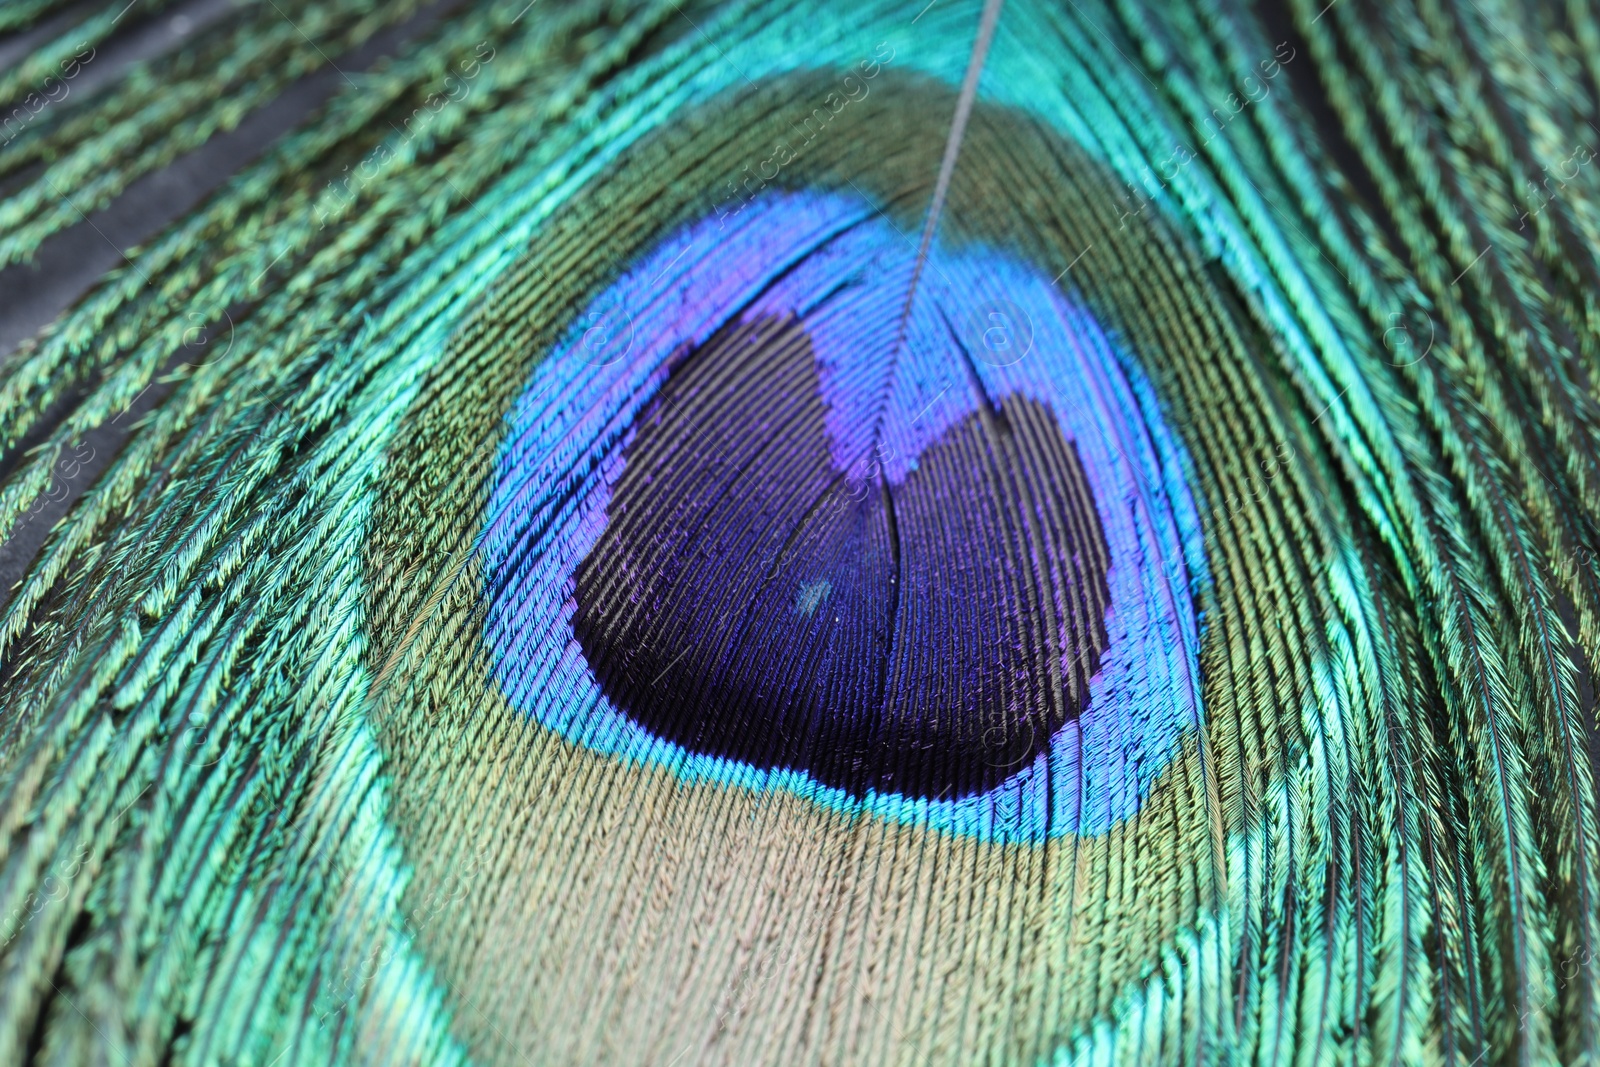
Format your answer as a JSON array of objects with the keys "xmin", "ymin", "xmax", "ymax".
[{"xmin": 0, "ymin": 0, "xmax": 1597, "ymax": 1063}]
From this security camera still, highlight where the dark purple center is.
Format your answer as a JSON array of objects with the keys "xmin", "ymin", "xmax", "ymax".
[{"xmin": 572, "ymin": 314, "xmax": 1112, "ymax": 799}]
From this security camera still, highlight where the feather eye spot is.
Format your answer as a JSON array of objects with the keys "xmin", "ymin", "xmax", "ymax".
[{"xmin": 481, "ymin": 191, "xmax": 1206, "ymax": 837}]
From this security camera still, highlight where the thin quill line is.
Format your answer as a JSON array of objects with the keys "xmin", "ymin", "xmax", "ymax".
[{"xmin": 893, "ymin": 0, "xmax": 1006, "ymax": 350}]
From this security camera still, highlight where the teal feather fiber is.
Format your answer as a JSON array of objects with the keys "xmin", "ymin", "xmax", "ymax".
[{"xmin": 0, "ymin": 0, "xmax": 1599, "ymax": 1064}]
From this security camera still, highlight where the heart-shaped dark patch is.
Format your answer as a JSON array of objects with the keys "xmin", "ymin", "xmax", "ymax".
[{"xmin": 571, "ymin": 313, "xmax": 1111, "ymax": 799}]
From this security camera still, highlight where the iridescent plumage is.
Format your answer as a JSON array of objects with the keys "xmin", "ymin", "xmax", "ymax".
[{"xmin": 0, "ymin": 0, "xmax": 1597, "ymax": 1064}]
